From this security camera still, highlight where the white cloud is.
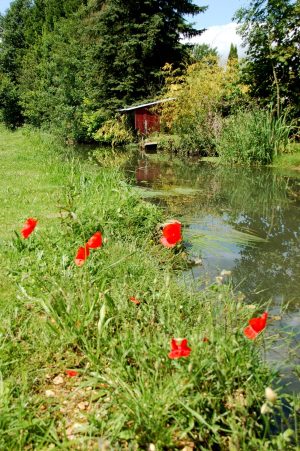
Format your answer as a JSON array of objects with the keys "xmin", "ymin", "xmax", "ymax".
[{"xmin": 183, "ymin": 23, "xmax": 246, "ymax": 60}]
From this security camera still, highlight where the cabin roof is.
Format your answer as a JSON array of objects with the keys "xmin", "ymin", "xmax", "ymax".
[{"xmin": 119, "ymin": 97, "xmax": 176, "ymax": 112}]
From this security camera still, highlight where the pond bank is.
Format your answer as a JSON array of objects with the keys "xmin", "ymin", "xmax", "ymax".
[
  {"xmin": 0, "ymin": 126, "xmax": 298, "ymax": 449},
  {"xmin": 126, "ymin": 153, "xmax": 300, "ymax": 391}
]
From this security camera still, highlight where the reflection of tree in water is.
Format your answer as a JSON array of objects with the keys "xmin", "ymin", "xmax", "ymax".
[
  {"xmin": 129, "ymin": 158, "xmax": 295, "ymax": 218},
  {"xmin": 230, "ymin": 206, "xmax": 300, "ymax": 311},
  {"xmin": 126, "ymin": 155, "xmax": 300, "ymax": 311},
  {"xmin": 211, "ymin": 167, "xmax": 300, "ymax": 311}
]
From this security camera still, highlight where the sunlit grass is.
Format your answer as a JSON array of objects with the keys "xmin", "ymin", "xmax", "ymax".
[
  {"xmin": 0, "ymin": 125, "xmax": 66, "ymax": 240},
  {"xmin": 0, "ymin": 125, "xmax": 298, "ymax": 449},
  {"xmin": 272, "ymin": 142, "xmax": 300, "ymax": 169}
]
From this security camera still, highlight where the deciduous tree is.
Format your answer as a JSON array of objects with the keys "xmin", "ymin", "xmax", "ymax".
[{"xmin": 235, "ymin": 0, "xmax": 300, "ymax": 117}]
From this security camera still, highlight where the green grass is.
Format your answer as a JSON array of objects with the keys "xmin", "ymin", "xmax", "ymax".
[
  {"xmin": 272, "ymin": 142, "xmax": 300, "ymax": 169},
  {"xmin": 217, "ymin": 109, "xmax": 293, "ymax": 165},
  {"xmin": 0, "ymin": 125, "xmax": 299, "ymax": 449}
]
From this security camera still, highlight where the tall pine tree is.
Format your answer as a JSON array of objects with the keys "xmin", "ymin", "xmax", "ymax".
[
  {"xmin": 227, "ymin": 43, "xmax": 238, "ymax": 63},
  {"xmin": 1, "ymin": 0, "xmax": 207, "ymax": 137},
  {"xmin": 82, "ymin": 0, "xmax": 207, "ymax": 109}
]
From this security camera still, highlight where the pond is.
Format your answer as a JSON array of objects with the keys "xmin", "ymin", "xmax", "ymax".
[{"xmin": 126, "ymin": 154, "xmax": 300, "ymax": 392}]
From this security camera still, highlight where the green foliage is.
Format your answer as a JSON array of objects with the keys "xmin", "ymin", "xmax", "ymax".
[
  {"xmin": 0, "ymin": 0, "xmax": 86, "ymax": 130},
  {"xmin": 272, "ymin": 142, "xmax": 300, "ymax": 168},
  {"xmin": 235, "ymin": 0, "xmax": 300, "ymax": 117},
  {"xmin": 190, "ymin": 43, "xmax": 219, "ymax": 62},
  {"xmin": 81, "ymin": 104, "xmax": 111, "ymax": 140},
  {"xmin": 0, "ymin": 74, "xmax": 23, "ymax": 128},
  {"xmin": 161, "ymin": 60, "xmax": 249, "ymax": 155},
  {"xmin": 93, "ymin": 116, "xmax": 134, "ymax": 147},
  {"xmin": 217, "ymin": 108, "xmax": 293, "ymax": 165},
  {"xmin": 227, "ymin": 43, "xmax": 238, "ymax": 62},
  {"xmin": 0, "ymin": 0, "xmax": 207, "ymax": 139}
]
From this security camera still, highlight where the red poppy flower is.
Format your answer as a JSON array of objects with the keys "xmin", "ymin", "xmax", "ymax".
[
  {"xmin": 75, "ymin": 245, "xmax": 90, "ymax": 267},
  {"xmin": 168, "ymin": 338, "xmax": 191, "ymax": 359},
  {"xmin": 244, "ymin": 312, "xmax": 268, "ymax": 339},
  {"xmin": 202, "ymin": 337, "xmax": 209, "ymax": 343},
  {"xmin": 66, "ymin": 370, "xmax": 78, "ymax": 377},
  {"xmin": 130, "ymin": 296, "xmax": 141, "ymax": 305},
  {"xmin": 21, "ymin": 218, "xmax": 38, "ymax": 239},
  {"xmin": 87, "ymin": 231, "xmax": 102, "ymax": 249},
  {"xmin": 160, "ymin": 221, "xmax": 182, "ymax": 248}
]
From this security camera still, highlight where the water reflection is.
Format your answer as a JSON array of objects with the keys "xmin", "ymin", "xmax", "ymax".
[{"xmin": 126, "ymin": 155, "xmax": 300, "ymax": 389}]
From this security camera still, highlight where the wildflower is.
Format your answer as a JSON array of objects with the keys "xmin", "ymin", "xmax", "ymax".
[
  {"xmin": 87, "ymin": 231, "xmax": 102, "ymax": 249},
  {"xmin": 261, "ymin": 402, "xmax": 272, "ymax": 414},
  {"xmin": 265, "ymin": 387, "xmax": 277, "ymax": 404},
  {"xmin": 244, "ymin": 312, "xmax": 268, "ymax": 339},
  {"xmin": 202, "ymin": 337, "xmax": 209, "ymax": 343},
  {"xmin": 130, "ymin": 296, "xmax": 141, "ymax": 305},
  {"xmin": 75, "ymin": 245, "xmax": 90, "ymax": 267},
  {"xmin": 168, "ymin": 338, "xmax": 191, "ymax": 359},
  {"xmin": 66, "ymin": 370, "xmax": 78, "ymax": 377},
  {"xmin": 21, "ymin": 218, "xmax": 38, "ymax": 238},
  {"xmin": 160, "ymin": 221, "xmax": 182, "ymax": 248}
]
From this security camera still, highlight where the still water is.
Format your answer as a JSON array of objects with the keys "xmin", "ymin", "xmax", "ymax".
[{"xmin": 126, "ymin": 154, "xmax": 300, "ymax": 391}]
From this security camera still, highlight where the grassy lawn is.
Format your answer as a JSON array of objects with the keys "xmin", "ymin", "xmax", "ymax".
[
  {"xmin": 0, "ymin": 126, "xmax": 298, "ymax": 450},
  {"xmin": 272, "ymin": 142, "xmax": 300, "ymax": 169},
  {"xmin": 0, "ymin": 126, "xmax": 66, "ymax": 240}
]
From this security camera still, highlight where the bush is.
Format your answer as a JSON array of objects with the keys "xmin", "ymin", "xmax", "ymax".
[
  {"xmin": 217, "ymin": 109, "xmax": 293, "ymax": 165},
  {"xmin": 160, "ymin": 60, "xmax": 248, "ymax": 156},
  {"xmin": 0, "ymin": 74, "xmax": 24, "ymax": 128},
  {"xmin": 93, "ymin": 115, "xmax": 134, "ymax": 148}
]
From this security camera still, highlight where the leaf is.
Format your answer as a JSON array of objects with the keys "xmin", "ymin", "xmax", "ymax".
[{"xmin": 97, "ymin": 304, "xmax": 106, "ymax": 336}]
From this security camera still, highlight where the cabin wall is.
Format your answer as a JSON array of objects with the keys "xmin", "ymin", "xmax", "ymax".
[{"xmin": 134, "ymin": 107, "xmax": 160, "ymax": 135}]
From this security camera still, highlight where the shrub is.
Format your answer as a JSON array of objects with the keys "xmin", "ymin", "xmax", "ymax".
[
  {"xmin": 160, "ymin": 59, "xmax": 248, "ymax": 156},
  {"xmin": 93, "ymin": 115, "xmax": 134, "ymax": 148},
  {"xmin": 80, "ymin": 102, "xmax": 112, "ymax": 140}
]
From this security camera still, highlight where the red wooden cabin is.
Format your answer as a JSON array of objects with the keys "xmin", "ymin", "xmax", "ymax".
[{"xmin": 119, "ymin": 98, "xmax": 175, "ymax": 136}]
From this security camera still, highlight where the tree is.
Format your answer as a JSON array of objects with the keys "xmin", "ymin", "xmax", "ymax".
[
  {"xmin": 0, "ymin": 0, "xmax": 85, "ymax": 128},
  {"xmin": 227, "ymin": 43, "xmax": 238, "ymax": 63},
  {"xmin": 191, "ymin": 43, "xmax": 219, "ymax": 62},
  {"xmin": 81, "ymin": 0, "xmax": 207, "ymax": 110},
  {"xmin": 235, "ymin": 0, "xmax": 300, "ymax": 117},
  {"xmin": 1, "ymin": 0, "xmax": 207, "ymax": 138},
  {"xmin": 0, "ymin": 0, "xmax": 35, "ymax": 127},
  {"xmin": 160, "ymin": 57, "xmax": 247, "ymax": 155}
]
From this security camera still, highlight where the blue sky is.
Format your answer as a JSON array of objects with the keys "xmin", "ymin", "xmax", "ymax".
[
  {"xmin": 194, "ymin": 0, "xmax": 244, "ymax": 28},
  {"xmin": 0, "ymin": 0, "xmax": 12, "ymax": 15},
  {"xmin": 1, "ymin": 0, "xmax": 243, "ymax": 26}
]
